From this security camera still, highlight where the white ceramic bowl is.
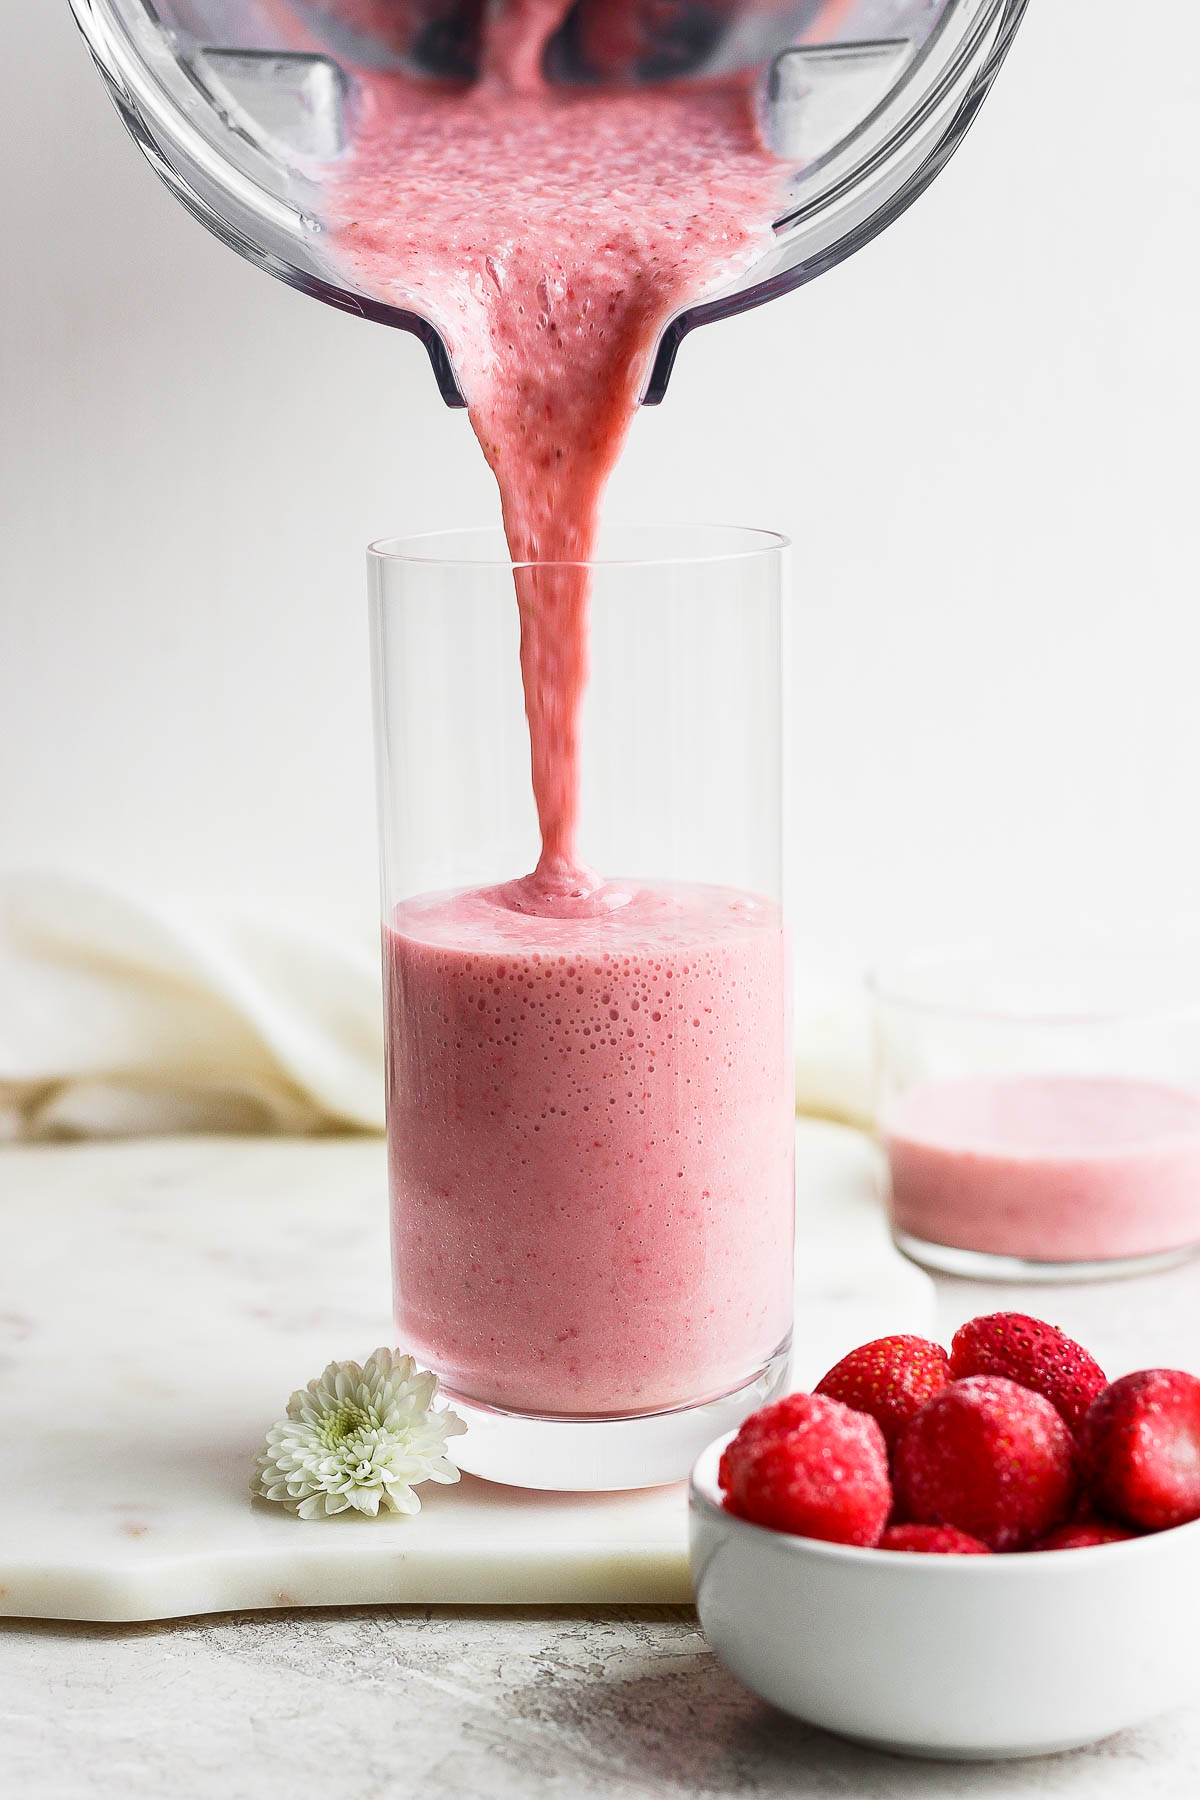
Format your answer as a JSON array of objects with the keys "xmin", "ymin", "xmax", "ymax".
[{"xmin": 690, "ymin": 1434, "xmax": 1200, "ymax": 1760}]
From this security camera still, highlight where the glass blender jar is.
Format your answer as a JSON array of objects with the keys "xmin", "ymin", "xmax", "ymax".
[{"xmin": 67, "ymin": 0, "xmax": 1028, "ymax": 403}]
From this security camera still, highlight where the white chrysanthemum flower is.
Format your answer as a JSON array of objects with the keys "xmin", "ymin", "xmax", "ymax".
[{"xmin": 252, "ymin": 1348, "xmax": 466, "ymax": 1520}]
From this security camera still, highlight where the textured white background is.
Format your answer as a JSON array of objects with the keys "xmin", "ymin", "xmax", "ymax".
[{"xmin": 2, "ymin": 2, "xmax": 1199, "ymax": 962}]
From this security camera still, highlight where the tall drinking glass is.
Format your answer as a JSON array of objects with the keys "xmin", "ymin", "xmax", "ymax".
[{"xmin": 369, "ymin": 525, "xmax": 793, "ymax": 1490}]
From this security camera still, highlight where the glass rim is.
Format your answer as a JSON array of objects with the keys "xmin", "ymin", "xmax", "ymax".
[
  {"xmin": 868, "ymin": 937, "xmax": 1200, "ymax": 1029},
  {"xmin": 366, "ymin": 523, "xmax": 790, "ymax": 572}
]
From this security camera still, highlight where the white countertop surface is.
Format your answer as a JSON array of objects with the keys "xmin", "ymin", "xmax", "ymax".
[
  {"xmin": 4, "ymin": 1127, "xmax": 1200, "ymax": 1797},
  {"xmin": 0, "ymin": 1125, "xmax": 933, "ymax": 1622}
]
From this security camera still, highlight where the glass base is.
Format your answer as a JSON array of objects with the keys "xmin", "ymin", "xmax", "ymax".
[
  {"xmin": 893, "ymin": 1228, "xmax": 1200, "ymax": 1285},
  {"xmin": 442, "ymin": 1340, "xmax": 792, "ymax": 1492}
]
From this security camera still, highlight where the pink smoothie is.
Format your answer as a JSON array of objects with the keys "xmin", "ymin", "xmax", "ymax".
[
  {"xmin": 288, "ymin": 2, "xmax": 801, "ymax": 1411},
  {"xmin": 384, "ymin": 881, "xmax": 794, "ymax": 1414},
  {"xmin": 887, "ymin": 1075, "xmax": 1200, "ymax": 1263}
]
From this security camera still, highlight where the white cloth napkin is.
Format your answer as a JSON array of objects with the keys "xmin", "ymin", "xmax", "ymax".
[
  {"xmin": 0, "ymin": 872, "xmax": 385, "ymax": 1139},
  {"xmin": 0, "ymin": 870, "xmax": 877, "ymax": 1140}
]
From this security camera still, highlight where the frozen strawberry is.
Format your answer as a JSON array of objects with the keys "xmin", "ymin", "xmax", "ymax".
[
  {"xmin": 1036, "ymin": 1521, "xmax": 1138, "ymax": 1550},
  {"xmin": 950, "ymin": 1313, "xmax": 1106, "ymax": 1435},
  {"xmin": 1079, "ymin": 1369, "xmax": 1200, "ymax": 1531},
  {"xmin": 815, "ymin": 1335, "xmax": 952, "ymax": 1450},
  {"xmin": 880, "ymin": 1523, "xmax": 990, "ymax": 1555},
  {"xmin": 717, "ymin": 1392, "xmax": 824, "ymax": 1493},
  {"xmin": 893, "ymin": 1375, "xmax": 1077, "ymax": 1551},
  {"xmin": 720, "ymin": 1392, "xmax": 891, "ymax": 1546}
]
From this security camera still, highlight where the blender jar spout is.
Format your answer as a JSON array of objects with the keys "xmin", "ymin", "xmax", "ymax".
[{"xmin": 67, "ymin": 0, "xmax": 1029, "ymax": 408}]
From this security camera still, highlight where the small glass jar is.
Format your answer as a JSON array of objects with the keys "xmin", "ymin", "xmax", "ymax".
[
  {"xmin": 872, "ymin": 940, "xmax": 1200, "ymax": 1281},
  {"xmin": 369, "ymin": 525, "xmax": 794, "ymax": 1489}
]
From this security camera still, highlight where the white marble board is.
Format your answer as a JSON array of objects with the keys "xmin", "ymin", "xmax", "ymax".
[{"xmin": 0, "ymin": 1124, "xmax": 933, "ymax": 1621}]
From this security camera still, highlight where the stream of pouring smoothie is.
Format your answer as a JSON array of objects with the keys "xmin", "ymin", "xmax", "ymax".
[
  {"xmin": 320, "ymin": 0, "xmax": 797, "ymax": 1414},
  {"xmin": 325, "ymin": 0, "xmax": 791, "ymax": 892}
]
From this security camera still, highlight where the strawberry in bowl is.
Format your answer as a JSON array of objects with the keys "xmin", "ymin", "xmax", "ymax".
[{"xmin": 689, "ymin": 1312, "xmax": 1200, "ymax": 1757}]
